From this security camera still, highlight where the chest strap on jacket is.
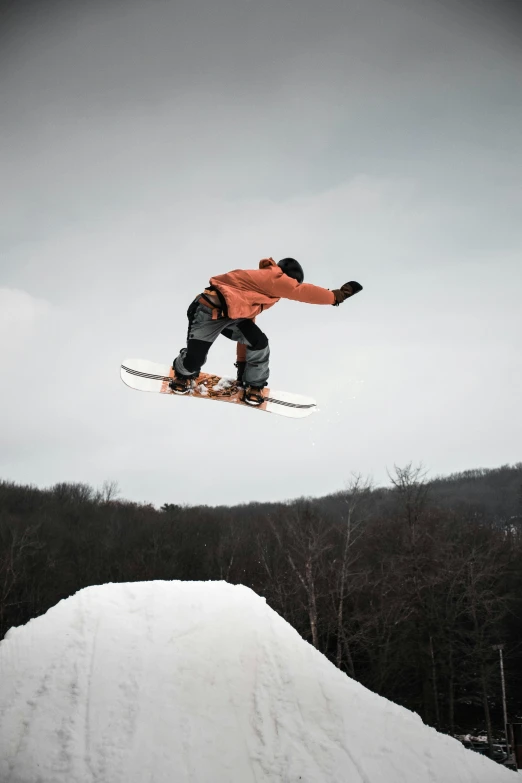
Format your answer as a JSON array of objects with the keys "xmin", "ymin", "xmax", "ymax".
[
  {"xmin": 199, "ymin": 291, "xmax": 223, "ymax": 320},
  {"xmin": 207, "ymin": 285, "xmax": 229, "ymax": 319}
]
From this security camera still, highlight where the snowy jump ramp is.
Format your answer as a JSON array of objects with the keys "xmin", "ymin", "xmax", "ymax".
[{"xmin": 0, "ymin": 581, "xmax": 515, "ymax": 783}]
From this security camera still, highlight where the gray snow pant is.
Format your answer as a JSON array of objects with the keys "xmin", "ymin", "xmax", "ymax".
[{"xmin": 173, "ymin": 299, "xmax": 270, "ymax": 387}]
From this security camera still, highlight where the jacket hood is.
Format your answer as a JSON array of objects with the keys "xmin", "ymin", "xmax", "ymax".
[{"xmin": 258, "ymin": 257, "xmax": 277, "ymax": 270}]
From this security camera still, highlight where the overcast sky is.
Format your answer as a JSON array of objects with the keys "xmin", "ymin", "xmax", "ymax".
[{"xmin": 1, "ymin": 0, "xmax": 521, "ymax": 507}]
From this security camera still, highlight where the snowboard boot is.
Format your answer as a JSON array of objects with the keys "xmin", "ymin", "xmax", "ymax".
[
  {"xmin": 243, "ymin": 385, "xmax": 265, "ymax": 406},
  {"xmin": 169, "ymin": 372, "xmax": 194, "ymax": 395}
]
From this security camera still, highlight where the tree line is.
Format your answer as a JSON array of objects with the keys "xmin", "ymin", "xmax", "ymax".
[{"xmin": 1, "ymin": 463, "xmax": 521, "ymax": 746}]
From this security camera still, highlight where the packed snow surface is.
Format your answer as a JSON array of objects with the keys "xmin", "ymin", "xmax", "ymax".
[{"xmin": 0, "ymin": 581, "xmax": 516, "ymax": 783}]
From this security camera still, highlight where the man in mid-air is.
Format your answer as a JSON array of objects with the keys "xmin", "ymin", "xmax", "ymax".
[{"xmin": 171, "ymin": 257, "xmax": 362, "ymax": 405}]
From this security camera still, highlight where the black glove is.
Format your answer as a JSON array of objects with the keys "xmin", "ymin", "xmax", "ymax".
[
  {"xmin": 235, "ymin": 361, "xmax": 246, "ymax": 387},
  {"xmin": 332, "ymin": 281, "xmax": 363, "ymax": 305}
]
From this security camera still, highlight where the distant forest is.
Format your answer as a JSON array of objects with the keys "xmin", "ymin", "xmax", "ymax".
[{"xmin": 1, "ymin": 462, "xmax": 521, "ymax": 744}]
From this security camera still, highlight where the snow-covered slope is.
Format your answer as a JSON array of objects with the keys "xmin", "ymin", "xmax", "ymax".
[{"xmin": 0, "ymin": 581, "xmax": 516, "ymax": 783}]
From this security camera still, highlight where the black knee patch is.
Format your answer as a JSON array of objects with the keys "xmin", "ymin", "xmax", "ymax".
[
  {"xmin": 237, "ymin": 320, "xmax": 269, "ymax": 351},
  {"xmin": 184, "ymin": 339, "xmax": 211, "ymax": 373}
]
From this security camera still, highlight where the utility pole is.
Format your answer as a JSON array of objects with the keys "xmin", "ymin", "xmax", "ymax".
[{"xmin": 493, "ymin": 644, "xmax": 509, "ymax": 761}]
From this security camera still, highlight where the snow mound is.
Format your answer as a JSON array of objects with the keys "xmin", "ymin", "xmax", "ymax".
[{"xmin": 0, "ymin": 581, "xmax": 515, "ymax": 783}]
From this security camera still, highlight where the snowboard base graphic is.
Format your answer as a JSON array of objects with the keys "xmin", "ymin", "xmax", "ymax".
[{"xmin": 121, "ymin": 359, "xmax": 318, "ymax": 419}]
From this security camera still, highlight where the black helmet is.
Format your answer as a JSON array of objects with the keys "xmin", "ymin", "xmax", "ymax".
[{"xmin": 278, "ymin": 258, "xmax": 304, "ymax": 284}]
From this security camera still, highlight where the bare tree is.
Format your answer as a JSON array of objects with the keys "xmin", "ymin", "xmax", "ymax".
[
  {"xmin": 97, "ymin": 480, "xmax": 121, "ymax": 504},
  {"xmin": 332, "ymin": 475, "xmax": 372, "ymax": 673},
  {"xmin": 0, "ymin": 516, "xmax": 44, "ymax": 637},
  {"xmin": 267, "ymin": 502, "xmax": 334, "ymax": 649},
  {"xmin": 388, "ymin": 462, "xmax": 429, "ymax": 538}
]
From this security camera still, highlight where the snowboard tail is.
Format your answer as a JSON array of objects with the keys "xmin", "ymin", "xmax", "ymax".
[{"xmin": 121, "ymin": 359, "xmax": 317, "ymax": 419}]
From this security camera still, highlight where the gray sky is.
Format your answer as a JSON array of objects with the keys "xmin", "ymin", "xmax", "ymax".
[{"xmin": 1, "ymin": 0, "xmax": 521, "ymax": 507}]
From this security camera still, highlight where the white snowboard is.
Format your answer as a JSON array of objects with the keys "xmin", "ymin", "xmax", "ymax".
[{"xmin": 121, "ymin": 359, "xmax": 318, "ymax": 419}]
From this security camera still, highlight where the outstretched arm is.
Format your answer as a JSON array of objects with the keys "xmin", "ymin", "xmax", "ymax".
[
  {"xmin": 271, "ymin": 274, "xmax": 363, "ymax": 305},
  {"xmin": 271, "ymin": 274, "xmax": 335, "ymax": 305}
]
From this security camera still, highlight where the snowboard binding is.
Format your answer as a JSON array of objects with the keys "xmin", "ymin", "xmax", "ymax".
[
  {"xmin": 169, "ymin": 375, "xmax": 194, "ymax": 395},
  {"xmin": 243, "ymin": 386, "xmax": 265, "ymax": 406}
]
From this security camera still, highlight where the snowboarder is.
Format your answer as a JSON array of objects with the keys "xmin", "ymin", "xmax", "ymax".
[{"xmin": 171, "ymin": 257, "xmax": 362, "ymax": 405}]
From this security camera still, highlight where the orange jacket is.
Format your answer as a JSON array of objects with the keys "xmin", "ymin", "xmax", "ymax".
[{"xmin": 209, "ymin": 258, "xmax": 335, "ymax": 320}]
